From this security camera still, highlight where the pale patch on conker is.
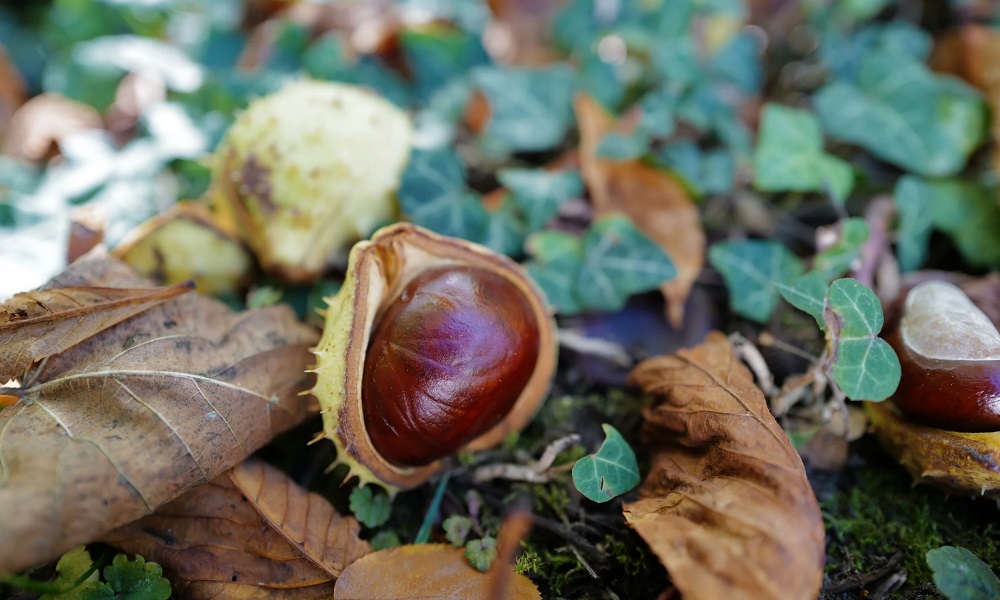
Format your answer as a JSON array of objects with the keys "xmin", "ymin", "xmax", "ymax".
[{"xmin": 901, "ymin": 280, "xmax": 1000, "ymax": 361}]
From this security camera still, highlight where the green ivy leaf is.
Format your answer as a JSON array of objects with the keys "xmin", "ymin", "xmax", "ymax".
[
  {"xmin": 442, "ymin": 515, "xmax": 473, "ymax": 547},
  {"xmin": 369, "ymin": 530, "xmax": 402, "ymax": 551},
  {"xmin": 658, "ymin": 142, "xmax": 734, "ymax": 197},
  {"xmin": 776, "ymin": 271, "xmax": 828, "ymax": 328},
  {"xmin": 753, "ymin": 103, "xmax": 854, "ymax": 202},
  {"xmin": 399, "ymin": 25, "xmax": 487, "ymax": 102},
  {"xmin": 39, "ymin": 547, "xmax": 102, "ymax": 600},
  {"xmin": 893, "ymin": 175, "xmax": 935, "ymax": 272},
  {"xmin": 813, "ymin": 218, "xmax": 870, "ymax": 280},
  {"xmin": 578, "ymin": 215, "xmax": 677, "ymax": 312},
  {"xmin": 815, "ymin": 50, "xmax": 985, "ymax": 177},
  {"xmin": 101, "ymin": 554, "xmax": 171, "ymax": 600},
  {"xmin": 464, "ymin": 537, "xmax": 497, "ymax": 572},
  {"xmin": 927, "ymin": 546, "xmax": 1000, "ymax": 600},
  {"xmin": 926, "ymin": 179, "xmax": 1000, "ymax": 270},
  {"xmin": 525, "ymin": 230, "xmax": 586, "ymax": 314},
  {"xmin": 398, "ymin": 148, "xmax": 489, "ymax": 241},
  {"xmin": 823, "ymin": 278, "xmax": 900, "ymax": 401},
  {"xmin": 477, "ymin": 196, "xmax": 527, "ymax": 258},
  {"xmin": 349, "ymin": 486, "xmax": 393, "ymax": 529},
  {"xmin": 708, "ymin": 240, "xmax": 805, "ymax": 323},
  {"xmin": 497, "ymin": 168, "xmax": 583, "ymax": 232},
  {"xmin": 572, "ymin": 424, "xmax": 640, "ymax": 503},
  {"xmin": 471, "ymin": 64, "xmax": 575, "ymax": 153}
]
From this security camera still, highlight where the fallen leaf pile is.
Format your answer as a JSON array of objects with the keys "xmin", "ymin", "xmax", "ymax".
[
  {"xmin": 0, "ymin": 253, "xmax": 318, "ymax": 573},
  {"xmin": 624, "ymin": 332, "xmax": 825, "ymax": 600}
]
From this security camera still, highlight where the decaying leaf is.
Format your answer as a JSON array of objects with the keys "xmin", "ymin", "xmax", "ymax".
[
  {"xmin": 334, "ymin": 544, "xmax": 541, "ymax": 600},
  {"xmin": 0, "ymin": 277, "xmax": 193, "ymax": 383},
  {"xmin": 0, "ymin": 255, "xmax": 318, "ymax": 573},
  {"xmin": 2, "ymin": 93, "xmax": 102, "ymax": 161},
  {"xmin": 576, "ymin": 94, "xmax": 706, "ymax": 327},
  {"xmin": 102, "ymin": 458, "xmax": 372, "ymax": 598},
  {"xmin": 624, "ymin": 332, "xmax": 825, "ymax": 600}
]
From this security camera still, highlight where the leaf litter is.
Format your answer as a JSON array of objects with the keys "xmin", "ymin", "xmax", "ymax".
[{"xmin": 0, "ymin": 254, "xmax": 318, "ymax": 573}]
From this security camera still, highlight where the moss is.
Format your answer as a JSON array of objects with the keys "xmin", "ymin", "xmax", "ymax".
[{"xmin": 821, "ymin": 439, "xmax": 1000, "ymax": 591}]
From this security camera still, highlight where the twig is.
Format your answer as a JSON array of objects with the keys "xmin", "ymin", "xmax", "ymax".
[
  {"xmin": 729, "ymin": 333, "xmax": 774, "ymax": 396},
  {"xmin": 472, "ymin": 434, "xmax": 581, "ymax": 484},
  {"xmin": 822, "ymin": 552, "xmax": 903, "ymax": 594},
  {"xmin": 558, "ymin": 329, "xmax": 632, "ymax": 367}
]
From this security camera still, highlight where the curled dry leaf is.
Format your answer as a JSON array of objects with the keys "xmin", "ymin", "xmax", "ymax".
[
  {"xmin": 484, "ymin": 0, "xmax": 563, "ymax": 66},
  {"xmin": 0, "ymin": 278, "xmax": 193, "ymax": 383},
  {"xmin": 0, "ymin": 255, "xmax": 318, "ymax": 573},
  {"xmin": 102, "ymin": 458, "xmax": 372, "ymax": 598},
  {"xmin": 575, "ymin": 94, "xmax": 705, "ymax": 327},
  {"xmin": 334, "ymin": 544, "xmax": 541, "ymax": 600},
  {"xmin": 624, "ymin": 332, "xmax": 825, "ymax": 600}
]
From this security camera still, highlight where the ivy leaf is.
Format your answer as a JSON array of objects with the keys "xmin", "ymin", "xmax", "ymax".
[
  {"xmin": 926, "ymin": 179, "xmax": 1000, "ymax": 270},
  {"xmin": 776, "ymin": 272, "xmax": 828, "ymax": 328},
  {"xmin": 823, "ymin": 279, "xmax": 900, "ymax": 401},
  {"xmin": 464, "ymin": 537, "xmax": 497, "ymax": 572},
  {"xmin": 497, "ymin": 168, "xmax": 583, "ymax": 232},
  {"xmin": 442, "ymin": 515, "xmax": 473, "ymax": 547},
  {"xmin": 477, "ymin": 196, "xmax": 527, "ymax": 258},
  {"xmin": 471, "ymin": 64, "xmax": 575, "ymax": 153},
  {"xmin": 524, "ymin": 230, "xmax": 586, "ymax": 314},
  {"xmin": 370, "ymin": 531, "xmax": 401, "ymax": 551},
  {"xmin": 578, "ymin": 215, "xmax": 677, "ymax": 313},
  {"xmin": 658, "ymin": 142, "xmax": 735, "ymax": 197},
  {"xmin": 399, "ymin": 25, "xmax": 488, "ymax": 102},
  {"xmin": 813, "ymin": 218, "xmax": 870, "ymax": 280},
  {"xmin": 398, "ymin": 148, "xmax": 489, "ymax": 241},
  {"xmin": 101, "ymin": 554, "xmax": 171, "ymax": 600},
  {"xmin": 597, "ymin": 131, "xmax": 649, "ymax": 161},
  {"xmin": 349, "ymin": 486, "xmax": 392, "ymax": 529},
  {"xmin": 927, "ymin": 546, "xmax": 1000, "ymax": 600},
  {"xmin": 815, "ymin": 50, "xmax": 985, "ymax": 177},
  {"xmin": 893, "ymin": 175, "xmax": 935, "ymax": 272},
  {"xmin": 708, "ymin": 240, "xmax": 805, "ymax": 323},
  {"xmin": 39, "ymin": 547, "xmax": 103, "ymax": 600},
  {"xmin": 572, "ymin": 424, "xmax": 640, "ymax": 503},
  {"xmin": 753, "ymin": 104, "xmax": 854, "ymax": 203}
]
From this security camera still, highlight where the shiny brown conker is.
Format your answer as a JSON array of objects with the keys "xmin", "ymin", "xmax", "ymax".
[
  {"xmin": 884, "ymin": 280, "xmax": 1000, "ymax": 433},
  {"xmin": 362, "ymin": 266, "xmax": 540, "ymax": 466}
]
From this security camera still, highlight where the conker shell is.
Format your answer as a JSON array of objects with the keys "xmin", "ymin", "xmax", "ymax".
[{"xmin": 311, "ymin": 223, "xmax": 557, "ymax": 491}]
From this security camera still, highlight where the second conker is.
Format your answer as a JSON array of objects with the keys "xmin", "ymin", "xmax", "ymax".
[
  {"xmin": 885, "ymin": 280, "xmax": 1000, "ymax": 432},
  {"xmin": 311, "ymin": 224, "xmax": 557, "ymax": 491}
]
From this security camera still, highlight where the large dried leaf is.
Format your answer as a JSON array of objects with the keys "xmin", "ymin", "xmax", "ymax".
[
  {"xmin": 0, "ymin": 255, "xmax": 318, "ymax": 573},
  {"xmin": 0, "ymin": 280, "xmax": 193, "ymax": 382},
  {"xmin": 334, "ymin": 544, "xmax": 541, "ymax": 600},
  {"xmin": 623, "ymin": 331, "xmax": 824, "ymax": 600},
  {"xmin": 102, "ymin": 458, "xmax": 372, "ymax": 598},
  {"xmin": 576, "ymin": 94, "xmax": 705, "ymax": 327}
]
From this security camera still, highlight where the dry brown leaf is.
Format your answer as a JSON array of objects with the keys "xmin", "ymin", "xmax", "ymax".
[
  {"xmin": 623, "ymin": 331, "xmax": 825, "ymax": 600},
  {"xmin": 0, "ymin": 279, "xmax": 193, "ymax": 383},
  {"xmin": 575, "ymin": 94, "xmax": 705, "ymax": 328},
  {"xmin": 0, "ymin": 43, "xmax": 26, "ymax": 145},
  {"xmin": 0, "ymin": 254, "xmax": 318, "ymax": 573},
  {"xmin": 484, "ymin": 0, "xmax": 565, "ymax": 65},
  {"xmin": 102, "ymin": 458, "xmax": 371, "ymax": 598},
  {"xmin": 2, "ymin": 93, "xmax": 102, "ymax": 161},
  {"xmin": 334, "ymin": 544, "xmax": 541, "ymax": 600}
]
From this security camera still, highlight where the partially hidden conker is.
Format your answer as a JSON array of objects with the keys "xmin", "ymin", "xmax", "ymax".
[
  {"xmin": 311, "ymin": 224, "xmax": 556, "ymax": 491},
  {"xmin": 866, "ymin": 279, "xmax": 1000, "ymax": 500},
  {"xmin": 885, "ymin": 280, "xmax": 1000, "ymax": 432}
]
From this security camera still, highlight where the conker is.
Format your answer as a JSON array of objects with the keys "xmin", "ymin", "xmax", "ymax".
[
  {"xmin": 885, "ymin": 280, "xmax": 1000, "ymax": 433},
  {"xmin": 311, "ymin": 223, "xmax": 557, "ymax": 490},
  {"xmin": 362, "ymin": 266, "xmax": 540, "ymax": 466}
]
